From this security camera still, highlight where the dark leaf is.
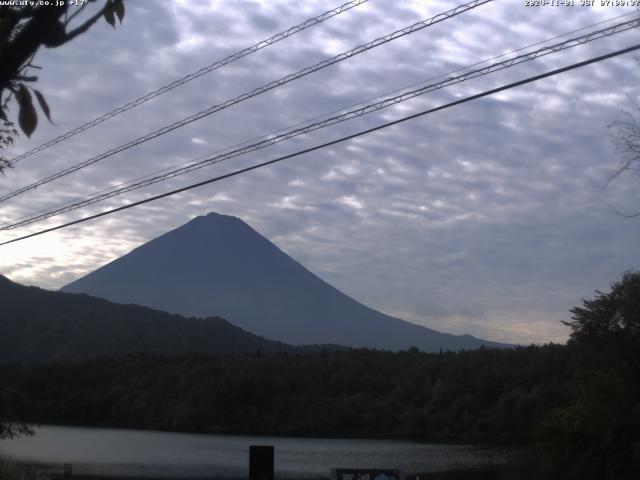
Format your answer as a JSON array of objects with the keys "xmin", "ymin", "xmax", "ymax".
[
  {"xmin": 0, "ymin": 108, "xmax": 7, "ymax": 122},
  {"xmin": 114, "ymin": 0, "xmax": 124, "ymax": 23},
  {"xmin": 34, "ymin": 90, "xmax": 53, "ymax": 124},
  {"xmin": 103, "ymin": 1, "xmax": 116, "ymax": 28},
  {"xmin": 16, "ymin": 85, "xmax": 37, "ymax": 137}
]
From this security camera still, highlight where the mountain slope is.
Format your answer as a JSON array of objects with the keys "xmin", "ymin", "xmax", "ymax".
[
  {"xmin": 0, "ymin": 274, "xmax": 295, "ymax": 363},
  {"xmin": 63, "ymin": 212, "xmax": 508, "ymax": 351}
]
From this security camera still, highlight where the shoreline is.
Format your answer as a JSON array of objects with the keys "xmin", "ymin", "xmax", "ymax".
[
  {"xmin": 1, "ymin": 460, "xmax": 505, "ymax": 480},
  {"xmin": 5, "ymin": 422, "xmax": 524, "ymax": 449},
  {"xmin": 1, "ymin": 427, "xmax": 513, "ymax": 480},
  {"xmin": 41, "ymin": 470, "xmax": 504, "ymax": 480}
]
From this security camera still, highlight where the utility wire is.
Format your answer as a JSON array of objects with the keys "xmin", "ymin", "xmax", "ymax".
[
  {"xmin": 3, "ymin": 16, "xmax": 635, "ymax": 229},
  {"xmin": 6, "ymin": 0, "xmax": 371, "ymax": 166},
  {"xmin": 8, "ymin": 8, "xmax": 633, "ymax": 230},
  {"xmin": 0, "ymin": 0, "xmax": 493, "ymax": 205},
  {"xmin": 3, "ymin": 16, "xmax": 638, "ymax": 230},
  {"xmin": 8, "ymin": 6, "xmax": 636, "ymax": 232},
  {"xmin": 2, "ymin": 42, "xmax": 638, "ymax": 247}
]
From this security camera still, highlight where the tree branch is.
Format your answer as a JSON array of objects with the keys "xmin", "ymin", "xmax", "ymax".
[
  {"xmin": 64, "ymin": 3, "xmax": 88, "ymax": 26},
  {"xmin": 58, "ymin": 2, "xmax": 112, "ymax": 44},
  {"xmin": 0, "ymin": 6, "xmax": 67, "ymax": 90}
]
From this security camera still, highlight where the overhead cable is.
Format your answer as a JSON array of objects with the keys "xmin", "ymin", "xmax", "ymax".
[
  {"xmin": 0, "ymin": 0, "xmax": 493, "ymax": 205},
  {"xmin": 6, "ymin": 0, "xmax": 371, "ymax": 166},
  {"xmin": 3, "ymin": 16, "xmax": 638, "ymax": 230},
  {"xmin": 2, "ymin": 42, "xmax": 639, "ymax": 246}
]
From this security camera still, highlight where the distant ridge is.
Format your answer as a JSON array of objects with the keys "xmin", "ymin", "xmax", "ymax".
[
  {"xmin": 62, "ymin": 212, "xmax": 510, "ymax": 351},
  {"xmin": 0, "ymin": 274, "xmax": 299, "ymax": 363}
]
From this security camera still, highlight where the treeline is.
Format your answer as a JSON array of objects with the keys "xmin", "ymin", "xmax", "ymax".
[
  {"xmin": 1, "ymin": 272, "xmax": 639, "ymax": 479},
  {"xmin": 0, "ymin": 345, "xmax": 569, "ymax": 442}
]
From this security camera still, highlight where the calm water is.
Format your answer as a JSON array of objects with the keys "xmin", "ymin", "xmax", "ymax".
[{"xmin": 0, "ymin": 426, "xmax": 510, "ymax": 478}]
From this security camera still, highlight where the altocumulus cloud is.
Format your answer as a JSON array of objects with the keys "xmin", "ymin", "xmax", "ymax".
[{"xmin": 1, "ymin": 0, "xmax": 639, "ymax": 344}]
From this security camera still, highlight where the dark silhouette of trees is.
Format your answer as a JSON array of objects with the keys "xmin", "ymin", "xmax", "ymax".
[
  {"xmin": 0, "ymin": 0, "xmax": 125, "ymax": 172},
  {"xmin": 535, "ymin": 272, "xmax": 640, "ymax": 480},
  {"xmin": 0, "ymin": 387, "xmax": 33, "ymax": 439},
  {"xmin": 0, "ymin": 345, "xmax": 571, "ymax": 443},
  {"xmin": 565, "ymin": 271, "xmax": 640, "ymax": 342}
]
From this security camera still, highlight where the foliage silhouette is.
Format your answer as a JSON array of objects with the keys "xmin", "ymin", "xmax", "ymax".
[{"xmin": 0, "ymin": 0, "xmax": 125, "ymax": 171}]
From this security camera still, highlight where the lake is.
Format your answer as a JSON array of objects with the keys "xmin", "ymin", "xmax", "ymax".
[{"xmin": 0, "ymin": 426, "xmax": 510, "ymax": 478}]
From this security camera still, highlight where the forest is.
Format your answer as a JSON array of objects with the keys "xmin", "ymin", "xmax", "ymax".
[
  {"xmin": 0, "ymin": 345, "xmax": 568, "ymax": 442},
  {"xmin": 1, "ymin": 272, "xmax": 639, "ymax": 479}
]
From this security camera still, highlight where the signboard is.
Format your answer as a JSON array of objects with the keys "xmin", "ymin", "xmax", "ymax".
[{"xmin": 331, "ymin": 468, "xmax": 404, "ymax": 480}]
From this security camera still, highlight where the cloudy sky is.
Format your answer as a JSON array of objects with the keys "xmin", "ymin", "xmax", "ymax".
[{"xmin": 1, "ymin": 0, "xmax": 639, "ymax": 344}]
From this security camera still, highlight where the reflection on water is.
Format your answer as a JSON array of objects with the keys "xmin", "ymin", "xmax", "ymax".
[{"xmin": 0, "ymin": 426, "xmax": 510, "ymax": 478}]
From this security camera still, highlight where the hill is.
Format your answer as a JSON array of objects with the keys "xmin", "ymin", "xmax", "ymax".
[
  {"xmin": 62, "ymin": 212, "xmax": 509, "ymax": 351},
  {"xmin": 0, "ymin": 274, "xmax": 296, "ymax": 363}
]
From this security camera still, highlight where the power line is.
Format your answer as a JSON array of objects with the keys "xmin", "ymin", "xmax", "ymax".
[
  {"xmin": 0, "ymin": 0, "xmax": 493, "ymax": 205},
  {"xmin": 6, "ymin": 0, "xmax": 371, "ymax": 166},
  {"xmin": 4, "ymin": 15, "xmax": 636, "ymax": 229},
  {"xmin": 3, "ymin": 16, "xmax": 638, "ymax": 230},
  {"xmin": 12, "ymin": 8, "xmax": 633, "ymax": 229},
  {"xmin": 2, "ymin": 42, "xmax": 638, "ymax": 247}
]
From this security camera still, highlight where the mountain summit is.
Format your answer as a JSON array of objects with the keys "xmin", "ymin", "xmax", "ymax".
[{"xmin": 62, "ymin": 213, "xmax": 507, "ymax": 351}]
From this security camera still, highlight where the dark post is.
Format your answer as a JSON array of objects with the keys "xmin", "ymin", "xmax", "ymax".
[
  {"xmin": 63, "ymin": 464, "xmax": 72, "ymax": 480},
  {"xmin": 249, "ymin": 445, "xmax": 274, "ymax": 480}
]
